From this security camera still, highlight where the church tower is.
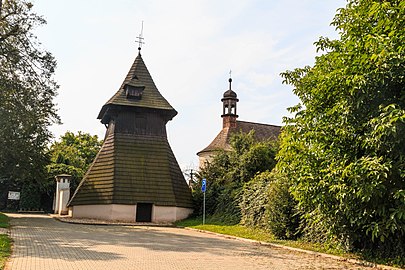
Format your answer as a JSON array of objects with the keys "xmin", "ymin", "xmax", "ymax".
[
  {"xmin": 68, "ymin": 48, "xmax": 193, "ymax": 222},
  {"xmin": 197, "ymin": 77, "xmax": 281, "ymax": 168},
  {"xmin": 221, "ymin": 78, "xmax": 239, "ymax": 128}
]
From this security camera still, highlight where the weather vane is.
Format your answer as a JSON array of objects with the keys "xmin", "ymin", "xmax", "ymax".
[{"xmin": 136, "ymin": 21, "xmax": 145, "ymax": 51}]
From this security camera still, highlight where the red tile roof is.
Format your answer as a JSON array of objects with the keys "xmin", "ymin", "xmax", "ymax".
[{"xmin": 197, "ymin": 120, "xmax": 281, "ymax": 155}]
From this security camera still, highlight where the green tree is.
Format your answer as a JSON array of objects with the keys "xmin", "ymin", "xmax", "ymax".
[
  {"xmin": 195, "ymin": 131, "xmax": 278, "ymax": 223},
  {"xmin": 0, "ymin": 0, "xmax": 59, "ymax": 209},
  {"xmin": 46, "ymin": 131, "xmax": 103, "ymax": 195},
  {"xmin": 278, "ymin": 0, "xmax": 405, "ymax": 257}
]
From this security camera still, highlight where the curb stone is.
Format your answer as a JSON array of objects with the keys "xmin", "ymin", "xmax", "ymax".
[
  {"xmin": 53, "ymin": 215, "xmax": 176, "ymax": 227},
  {"xmin": 184, "ymin": 227, "xmax": 403, "ymax": 270}
]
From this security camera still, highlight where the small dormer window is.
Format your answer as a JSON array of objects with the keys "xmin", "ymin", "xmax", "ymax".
[
  {"xmin": 124, "ymin": 76, "xmax": 145, "ymax": 100},
  {"xmin": 125, "ymin": 84, "xmax": 144, "ymax": 99}
]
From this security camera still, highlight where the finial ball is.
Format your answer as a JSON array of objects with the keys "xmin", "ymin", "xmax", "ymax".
[{"xmin": 229, "ymin": 78, "xmax": 232, "ymax": 83}]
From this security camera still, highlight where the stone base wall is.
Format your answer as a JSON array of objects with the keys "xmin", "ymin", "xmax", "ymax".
[
  {"xmin": 72, "ymin": 204, "xmax": 136, "ymax": 221},
  {"xmin": 152, "ymin": 206, "xmax": 193, "ymax": 222},
  {"xmin": 71, "ymin": 204, "xmax": 193, "ymax": 223}
]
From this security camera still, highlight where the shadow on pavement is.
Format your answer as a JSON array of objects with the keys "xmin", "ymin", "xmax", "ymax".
[{"xmin": 7, "ymin": 213, "xmax": 284, "ymax": 262}]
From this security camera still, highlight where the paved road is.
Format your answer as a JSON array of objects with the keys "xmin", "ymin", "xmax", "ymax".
[{"xmin": 5, "ymin": 213, "xmax": 373, "ymax": 270}]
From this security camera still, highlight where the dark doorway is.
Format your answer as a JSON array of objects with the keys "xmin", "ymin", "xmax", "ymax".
[{"xmin": 136, "ymin": 203, "xmax": 153, "ymax": 222}]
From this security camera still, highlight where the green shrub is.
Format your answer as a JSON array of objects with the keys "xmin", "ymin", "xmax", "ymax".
[
  {"xmin": 240, "ymin": 171, "xmax": 300, "ymax": 240},
  {"xmin": 240, "ymin": 171, "xmax": 272, "ymax": 228},
  {"xmin": 213, "ymin": 185, "xmax": 241, "ymax": 224},
  {"xmin": 19, "ymin": 182, "xmax": 41, "ymax": 210},
  {"xmin": 195, "ymin": 132, "xmax": 279, "ymax": 225},
  {"xmin": 266, "ymin": 175, "xmax": 300, "ymax": 239},
  {"xmin": 0, "ymin": 213, "xmax": 9, "ymax": 228},
  {"xmin": 359, "ymin": 235, "xmax": 405, "ymax": 267}
]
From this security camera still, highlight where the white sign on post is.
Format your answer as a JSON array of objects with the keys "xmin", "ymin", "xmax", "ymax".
[{"xmin": 8, "ymin": 191, "xmax": 21, "ymax": 200}]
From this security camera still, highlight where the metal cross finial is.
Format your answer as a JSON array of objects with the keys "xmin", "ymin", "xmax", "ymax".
[
  {"xmin": 136, "ymin": 21, "xmax": 145, "ymax": 51},
  {"xmin": 229, "ymin": 69, "xmax": 232, "ymax": 79}
]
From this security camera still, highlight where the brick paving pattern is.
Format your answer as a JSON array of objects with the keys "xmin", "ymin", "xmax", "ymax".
[{"xmin": 5, "ymin": 213, "xmax": 375, "ymax": 270}]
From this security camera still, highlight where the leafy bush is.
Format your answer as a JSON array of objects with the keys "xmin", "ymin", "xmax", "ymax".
[
  {"xmin": 195, "ymin": 131, "xmax": 278, "ymax": 223},
  {"xmin": 240, "ymin": 170, "xmax": 300, "ymax": 239},
  {"xmin": 0, "ymin": 213, "xmax": 9, "ymax": 228},
  {"xmin": 19, "ymin": 182, "xmax": 41, "ymax": 210},
  {"xmin": 213, "ymin": 185, "xmax": 241, "ymax": 224},
  {"xmin": 240, "ymin": 171, "xmax": 272, "ymax": 228},
  {"xmin": 267, "ymin": 174, "xmax": 300, "ymax": 240}
]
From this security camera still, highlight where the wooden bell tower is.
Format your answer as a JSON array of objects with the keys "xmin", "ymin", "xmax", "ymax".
[{"xmin": 68, "ymin": 49, "xmax": 193, "ymax": 222}]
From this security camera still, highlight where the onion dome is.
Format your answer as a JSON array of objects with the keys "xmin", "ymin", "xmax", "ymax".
[{"xmin": 222, "ymin": 78, "xmax": 237, "ymax": 98}]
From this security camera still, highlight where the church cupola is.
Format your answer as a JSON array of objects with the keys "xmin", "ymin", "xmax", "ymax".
[{"xmin": 221, "ymin": 78, "xmax": 239, "ymax": 128}]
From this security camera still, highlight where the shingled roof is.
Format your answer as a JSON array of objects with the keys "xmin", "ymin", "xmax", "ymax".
[
  {"xmin": 98, "ymin": 52, "xmax": 177, "ymax": 122},
  {"xmin": 69, "ymin": 133, "xmax": 193, "ymax": 208},
  {"xmin": 197, "ymin": 120, "xmax": 281, "ymax": 155}
]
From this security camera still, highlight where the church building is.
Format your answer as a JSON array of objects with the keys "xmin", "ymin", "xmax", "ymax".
[
  {"xmin": 197, "ymin": 78, "xmax": 281, "ymax": 168},
  {"xmin": 68, "ymin": 48, "xmax": 193, "ymax": 222}
]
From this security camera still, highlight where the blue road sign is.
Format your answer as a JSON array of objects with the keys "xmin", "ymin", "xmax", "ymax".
[{"xmin": 201, "ymin": 178, "xmax": 207, "ymax": 193}]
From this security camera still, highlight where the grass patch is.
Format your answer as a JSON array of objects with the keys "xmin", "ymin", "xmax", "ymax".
[
  {"xmin": 176, "ymin": 217, "xmax": 355, "ymax": 258},
  {"xmin": 178, "ymin": 217, "xmax": 405, "ymax": 268},
  {"xmin": 273, "ymin": 239, "xmax": 348, "ymax": 257},
  {"xmin": 177, "ymin": 217, "xmax": 274, "ymax": 242},
  {"xmin": 0, "ymin": 213, "xmax": 10, "ymax": 270},
  {"xmin": 0, "ymin": 234, "xmax": 11, "ymax": 270}
]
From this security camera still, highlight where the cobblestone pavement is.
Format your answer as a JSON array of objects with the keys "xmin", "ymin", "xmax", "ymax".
[{"xmin": 5, "ymin": 213, "xmax": 375, "ymax": 270}]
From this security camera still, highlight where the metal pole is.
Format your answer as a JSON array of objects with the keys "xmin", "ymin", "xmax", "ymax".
[
  {"xmin": 190, "ymin": 169, "xmax": 193, "ymax": 187},
  {"xmin": 203, "ymin": 191, "xmax": 205, "ymax": 225}
]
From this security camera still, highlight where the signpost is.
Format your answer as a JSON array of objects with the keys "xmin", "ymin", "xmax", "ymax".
[
  {"xmin": 201, "ymin": 178, "xmax": 207, "ymax": 225},
  {"xmin": 8, "ymin": 191, "xmax": 20, "ymax": 200}
]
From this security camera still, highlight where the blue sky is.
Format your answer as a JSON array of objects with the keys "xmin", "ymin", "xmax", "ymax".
[{"xmin": 32, "ymin": 0, "xmax": 346, "ymax": 170}]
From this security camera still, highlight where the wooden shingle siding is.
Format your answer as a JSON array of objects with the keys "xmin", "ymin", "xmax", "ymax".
[
  {"xmin": 110, "ymin": 134, "xmax": 192, "ymax": 208},
  {"xmin": 69, "ymin": 134, "xmax": 116, "ymax": 206}
]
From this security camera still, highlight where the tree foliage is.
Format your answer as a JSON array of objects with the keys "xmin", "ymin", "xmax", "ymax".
[
  {"xmin": 46, "ymin": 131, "xmax": 103, "ymax": 194},
  {"xmin": 0, "ymin": 0, "xmax": 59, "ymax": 208},
  {"xmin": 195, "ymin": 131, "xmax": 278, "ymax": 223},
  {"xmin": 277, "ymin": 0, "xmax": 405, "ymax": 257}
]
